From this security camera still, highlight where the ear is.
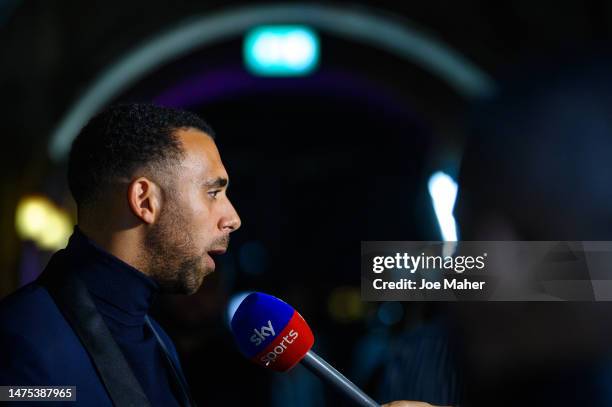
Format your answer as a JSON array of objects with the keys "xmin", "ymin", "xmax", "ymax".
[{"xmin": 126, "ymin": 177, "xmax": 160, "ymax": 225}]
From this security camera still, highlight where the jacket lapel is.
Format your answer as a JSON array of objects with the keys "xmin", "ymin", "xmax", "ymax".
[{"xmin": 38, "ymin": 251, "xmax": 152, "ymax": 407}]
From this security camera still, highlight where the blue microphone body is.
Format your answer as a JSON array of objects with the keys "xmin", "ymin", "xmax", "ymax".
[{"xmin": 231, "ymin": 292, "xmax": 380, "ymax": 407}]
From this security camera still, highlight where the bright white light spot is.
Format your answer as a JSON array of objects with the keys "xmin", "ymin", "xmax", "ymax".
[
  {"xmin": 428, "ymin": 171, "xmax": 459, "ymax": 242},
  {"xmin": 284, "ymin": 32, "xmax": 314, "ymax": 68},
  {"xmin": 15, "ymin": 196, "xmax": 72, "ymax": 251},
  {"xmin": 15, "ymin": 197, "xmax": 49, "ymax": 238},
  {"xmin": 244, "ymin": 26, "xmax": 319, "ymax": 76},
  {"xmin": 253, "ymin": 34, "xmax": 281, "ymax": 65}
]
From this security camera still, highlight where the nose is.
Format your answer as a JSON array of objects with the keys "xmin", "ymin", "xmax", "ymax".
[{"xmin": 219, "ymin": 199, "xmax": 241, "ymax": 233}]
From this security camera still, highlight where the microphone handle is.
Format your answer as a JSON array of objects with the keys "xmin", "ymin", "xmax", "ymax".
[{"xmin": 300, "ymin": 350, "xmax": 381, "ymax": 407}]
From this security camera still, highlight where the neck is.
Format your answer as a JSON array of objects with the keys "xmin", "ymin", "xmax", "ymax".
[{"xmin": 78, "ymin": 222, "xmax": 148, "ymax": 276}]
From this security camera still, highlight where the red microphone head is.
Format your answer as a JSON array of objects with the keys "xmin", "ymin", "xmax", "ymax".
[{"xmin": 230, "ymin": 292, "xmax": 315, "ymax": 372}]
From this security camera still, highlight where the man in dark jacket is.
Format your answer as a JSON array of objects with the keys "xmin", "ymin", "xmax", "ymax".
[
  {"xmin": 0, "ymin": 103, "xmax": 438, "ymax": 407},
  {"xmin": 0, "ymin": 103, "xmax": 241, "ymax": 406}
]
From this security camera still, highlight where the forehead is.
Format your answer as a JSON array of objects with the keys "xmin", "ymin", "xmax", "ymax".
[{"xmin": 174, "ymin": 128, "xmax": 226, "ymax": 180}]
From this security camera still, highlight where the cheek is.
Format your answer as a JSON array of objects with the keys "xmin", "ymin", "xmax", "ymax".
[
  {"xmin": 183, "ymin": 194, "xmax": 217, "ymax": 238},
  {"xmin": 182, "ymin": 188, "xmax": 210, "ymax": 217}
]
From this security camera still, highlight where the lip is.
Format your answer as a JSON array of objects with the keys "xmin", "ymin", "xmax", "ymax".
[{"xmin": 208, "ymin": 248, "xmax": 227, "ymax": 256}]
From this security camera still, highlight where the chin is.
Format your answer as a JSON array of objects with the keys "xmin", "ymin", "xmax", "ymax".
[{"xmin": 182, "ymin": 269, "xmax": 210, "ymax": 295}]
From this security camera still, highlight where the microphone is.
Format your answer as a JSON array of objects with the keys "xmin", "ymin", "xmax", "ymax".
[{"xmin": 230, "ymin": 292, "xmax": 380, "ymax": 407}]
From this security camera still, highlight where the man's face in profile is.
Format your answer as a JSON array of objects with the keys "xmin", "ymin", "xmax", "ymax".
[{"xmin": 144, "ymin": 128, "xmax": 241, "ymax": 294}]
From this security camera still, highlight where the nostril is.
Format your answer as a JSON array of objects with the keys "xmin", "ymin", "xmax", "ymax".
[{"xmin": 224, "ymin": 219, "xmax": 240, "ymax": 232}]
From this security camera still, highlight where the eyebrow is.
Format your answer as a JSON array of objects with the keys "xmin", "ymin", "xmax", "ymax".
[{"xmin": 203, "ymin": 177, "xmax": 228, "ymax": 188}]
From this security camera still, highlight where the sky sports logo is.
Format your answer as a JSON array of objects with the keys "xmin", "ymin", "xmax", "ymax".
[
  {"xmin": 250, "ymin": 320, "xmax": 276, "ymax": 346},
  {"xmin": 231, "ymin": 293, "xmax": 315, "ymax": 372},
  {"xmin": 249, "ymin": 320, "xmax": 300, "ymax": 365}
]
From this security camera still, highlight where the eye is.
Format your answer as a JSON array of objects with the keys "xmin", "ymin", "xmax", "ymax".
[{"xmin": 208, "ymin": 190, "xmax": 221, "ymax": 199}]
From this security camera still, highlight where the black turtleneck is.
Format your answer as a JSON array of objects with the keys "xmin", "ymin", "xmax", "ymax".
[{"xmin": 66, "ymin": 227, "xmax": 182, "ymax": 406}]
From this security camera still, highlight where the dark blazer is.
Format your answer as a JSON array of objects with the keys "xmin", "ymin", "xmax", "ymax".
[{"xmin": 0, "ymin": 239, "xmax": 192, "ymax": 406}]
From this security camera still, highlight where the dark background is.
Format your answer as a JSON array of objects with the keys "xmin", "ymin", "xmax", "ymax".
[{"xmin": 2, "ymin": 1, "xmax": 612, "ymax": 406}]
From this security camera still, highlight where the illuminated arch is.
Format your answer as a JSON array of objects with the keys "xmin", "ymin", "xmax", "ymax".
[{"xmin": 49, "ymin": 3, "xmax": 496, "ymax": 161}]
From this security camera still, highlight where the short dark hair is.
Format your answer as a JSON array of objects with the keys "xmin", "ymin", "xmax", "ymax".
[{"xmin": 68, "ymin": 103, "xmax": 215, "ymax": 209}]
